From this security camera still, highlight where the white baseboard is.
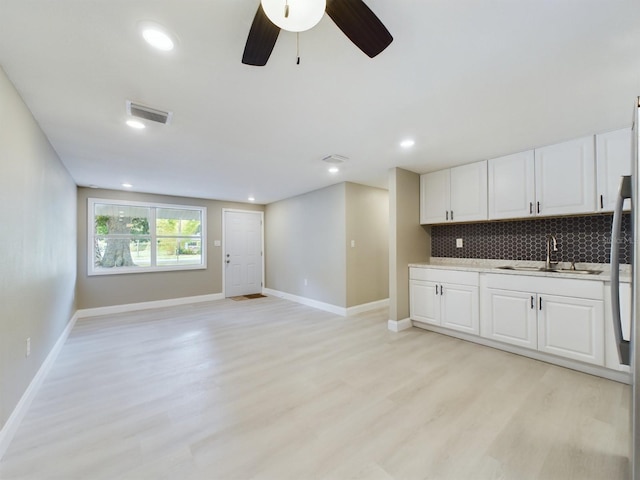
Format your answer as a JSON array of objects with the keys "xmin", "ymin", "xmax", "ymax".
[
  {"xmin": 346, "ymin": 298, "xmax": 389, "ymax": 316},
  {"xmin": 413, "ymin": 321, "xmax": 631, "ymax": 384},
  {"xmin": 0, "ymin": 311, "xmax": 79, "ymax": 461},
  {"xmin": 263, "ymin": 289, "xmax": 390, "ymax": 318},
  {"xmin": 388, "ymin": 318, "xmax": 413, "ymax": 332},
  {"xmin": 263, "ymin": 288, "xmax": 347, "ymax": 316},
  {"xmin": 76, "ymin": 293, "xmax": 225, "ymax": 319}
]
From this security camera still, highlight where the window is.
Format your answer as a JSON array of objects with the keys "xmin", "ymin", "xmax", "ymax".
[{"xmin": 88, "ymin": 198, "xmax": 206, "ymax": 275}]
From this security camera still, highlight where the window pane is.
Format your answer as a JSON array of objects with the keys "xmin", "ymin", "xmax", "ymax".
[
  {"xmin": 89, "ymin": 198, "xmax": 206, "ymax": 276},
  {"xmin": 93, "ymin": 236, "xmax": 151, "ymax": 269},
  {"xmin": 156, "ymin": 208, "xmax": 202, "ymax": 236},
  {"xmin": 157, "ymin": 238, "xmax": 202, "ymax": 267},
  {"xmin": 94, "ymin": 204, "xmax": 150, "ymax": 236}
]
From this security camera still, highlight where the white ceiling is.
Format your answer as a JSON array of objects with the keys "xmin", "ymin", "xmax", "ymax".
[{"xmin": 0, "ymin": 0, "xmax": 638, "ymax": 204}]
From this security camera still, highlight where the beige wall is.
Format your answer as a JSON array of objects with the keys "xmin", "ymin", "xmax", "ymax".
[
  {"xmin": 0, "ymin": 67, "xmax": 77, "ymax": 431},
  {"xmin": 389, "ymin": 168, "xmax": 430, "ymax": 321},
  {"xmin": 265, "ymin": 182, "xmax": 389, "ymax": 309},
  {"xmin": 265, "ymin": 183, "xmax": 347, "ymax": 307},
  {"xmin": 345, "ymin": 182, "xmax": 389, "ymax": 307},
  {"xmin": 77, "ymin": 188, "xmax": 263, "ymax": 309}
]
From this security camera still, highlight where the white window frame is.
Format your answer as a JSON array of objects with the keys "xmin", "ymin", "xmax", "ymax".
[{"xmin": 88, "ymin": 198, "xmax": 207, "ymax": 276}]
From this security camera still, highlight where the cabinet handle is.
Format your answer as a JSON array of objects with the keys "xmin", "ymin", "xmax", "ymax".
[
  {"xmin": 446, "ymin": 211, "xmax": 449, "ymax": 221},
  {"xmin": 600, "ymin": 195, "xmax": 604, "ymax": 209},
  {"xmin": 539, "ymin": 297, "xmax": 542, "ymax": 310},
  {"xmin": 529, "ymin": 202, "xmax": 533, "ymax": 214},
  {"xmin": 537, "ymin": 201, "xmax": 540, "ymax": 214},
  {"xmin": 450, "ymin": 211, "xmax": 454, "ymax": 221},
  {"xmin": 531, "ymin": 296, "xmax": 534, "ymax": 309},
  {"xmin": 435, "ymin": 285, "xmax": 439, "ymax": 295},
  {"xmin": 440, "ymin": 285, "xmax": 444, "ymax": 295}
]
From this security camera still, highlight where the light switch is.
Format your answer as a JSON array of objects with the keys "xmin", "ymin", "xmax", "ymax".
[
  {"xmin": 214, "ymin": 240, "xmax": 221, "ymax": 247},
  {"xmin": 351, "ymin": 240, "xmax": 356, "ymax": 248},
  {"xmin": 456, "ymin": 238, "xmax": 463, "ymax": 248}
]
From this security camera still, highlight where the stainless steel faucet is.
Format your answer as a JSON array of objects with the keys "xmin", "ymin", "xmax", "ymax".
[{"xmin": 545, "ymin": 234, "xmax": 558, "ymax": 270}]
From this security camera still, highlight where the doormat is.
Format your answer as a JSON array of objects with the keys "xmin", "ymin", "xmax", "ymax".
[{"xmin": 230, "ymin": 294, "xmax": 267, "ymax": 301}]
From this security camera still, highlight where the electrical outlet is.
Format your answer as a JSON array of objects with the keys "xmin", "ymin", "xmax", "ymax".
[
  {"xmin": 456, "ymin": 238, "xmax": 463, "ymax": 248},
  {"xmin": 351, "ymin": 240, "xmax": 356, "ymax": 248},
  {"xmin": 304, "ymin": 278, "xmax": 308, "ymax": 286},
  {"xmin": 26, "ymin": 337, "xmax": 31, "ymax": 357}
]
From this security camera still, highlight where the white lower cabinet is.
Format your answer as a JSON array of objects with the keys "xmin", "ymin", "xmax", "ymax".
[
  {"xmin": 440, "ymin": 283, "xmax": 479, "ymax": 334},
  {"xmin": 411, "ymin": 268, "xmax": 614, "ymax": 371},
  {"xmin": 537, "ymin": 294, "xmax": 604, "ymax": 365},
  {"xmin": 480, "ymin": 274, "xmax": 604, "ymax": 366},
  {"xmin": 409, "ymin": 268, "xmax": 479, "ymax": 334},
  {"xmin": 481, "ymin": 288, "xmax": 537, "ymax": 350},
  {"xmin": 409, "ymin": 280, "xmax": 439, "ymax": 325}
]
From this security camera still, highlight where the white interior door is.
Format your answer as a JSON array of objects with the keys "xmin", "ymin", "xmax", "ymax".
[{"xmin": 224, "ymin": 210, "xmax": 263, "ymax": 297}]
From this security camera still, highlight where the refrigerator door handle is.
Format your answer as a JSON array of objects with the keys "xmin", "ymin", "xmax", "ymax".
[{"xmin": 611, "ymin": 175, "xmax": 631, "ymax": 366}]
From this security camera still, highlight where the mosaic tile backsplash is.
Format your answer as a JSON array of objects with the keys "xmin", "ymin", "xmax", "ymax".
[{"xmin": 431, "ymin": 214, "xmax": 632, "ymax": 264}]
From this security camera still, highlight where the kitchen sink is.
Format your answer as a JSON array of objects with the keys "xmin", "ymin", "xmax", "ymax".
[
  {"xmin": 496, "ymin": 265, "xmax": 601, "ymax": 275},
  {"xmin": 552, "ymin": 268, "xmax": 601, "ymax": 275},
  {"xmin": 496, "ymin": 265, "xmax": 542, "ymax": 272}
]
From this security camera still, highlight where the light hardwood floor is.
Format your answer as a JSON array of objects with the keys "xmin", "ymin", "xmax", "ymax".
[{"xmin": 0, "ymin": 296, "xmax": 631, "ymax": 479}]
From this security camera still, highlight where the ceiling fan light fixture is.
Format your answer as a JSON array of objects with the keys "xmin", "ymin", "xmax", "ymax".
[{"xmin": 261, "ymin": 0, "xmax": 326, "ymax": 32}]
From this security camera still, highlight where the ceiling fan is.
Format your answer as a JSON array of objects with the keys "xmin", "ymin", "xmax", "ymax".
[{"xmin": 242, "ymin": 0, "xmax": 393, "ymax": 66}]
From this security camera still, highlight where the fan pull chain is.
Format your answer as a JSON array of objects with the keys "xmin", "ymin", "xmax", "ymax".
[
  {"xmin": 296, "ymin": 32, "xmax": 300, "ymax": 65},
  {"xmin": 284, "ymin": 0, "xmax": 289, "ymax": 18}
]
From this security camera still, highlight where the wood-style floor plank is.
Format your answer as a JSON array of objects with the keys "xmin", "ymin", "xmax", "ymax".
[{"xmin": 0, "ymin": 297, "xmax": 630, "ymax": 479}]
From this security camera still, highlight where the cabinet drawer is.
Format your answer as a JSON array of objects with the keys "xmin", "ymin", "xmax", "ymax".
[
  {"xmin": 410, "ymin": 267, "xmax": 478, "ymax": 286},
  {"xmin": 484, "ymin": 273, "xmax": 603, "ymax": 300}
]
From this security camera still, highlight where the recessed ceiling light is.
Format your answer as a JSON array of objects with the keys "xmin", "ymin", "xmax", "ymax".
[
  {"xmin": 328, "ymin": 166, "xmax": 339, "ymax": 174},
  {"xmin": 89, "ymin": 184, "xmax": 98, "ymax": 189},
  {"xmin": 122, "ymin": 183, "xmax": 133, "ymax": 188},
  {"xmin": 126, "ymin": 119, "xmax": 145, "ymax": 129},
  {"xmin": 400, "ymin": 139, "xmax": 415, "ymax": 149},
  {"xmin": 248, "ymin": 196, "xmax": 255, "ymax": 202},
  {"xmin": 140, "ymin": 23, "xmax": 175, "ymax": 51}
]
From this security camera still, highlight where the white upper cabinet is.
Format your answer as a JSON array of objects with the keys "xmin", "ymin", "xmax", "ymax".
[
  {"xmin": 488, "ymin": 151, "xmax": 535, "ymax": 220},
  {"xmin": 420, "ymin": 161, "xmax": 487, "ymax": 224},
  {"xmin": 450, "ymin": 161, "xmax": 488, "ymax": 222},
  {"xmin": 420, "ymin": 169, "xmax": 450, "ymax": 224},
  {"xmin": 534, "ymin": 136, "xmax": 596, "ymax": 216},
  {"xmin": 596, "ymin": 128, "xmax": 632, "ymax": 212}
]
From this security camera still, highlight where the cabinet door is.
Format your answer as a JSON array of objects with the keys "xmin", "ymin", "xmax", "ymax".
[
  {"xmin": 420, "ymin": 170, "xmax": 450, "ymax": 224},
  {"xmin": 410, "ymin": 280, "xmax": 440, "ymax": 325},
  {"xmin": 440, "ymin": 283, "xmax": 479, "ymax": 334},
  {"xmin": 537, "ymin": 294, "xmax": 604, "ymax": 365},
  {"xmin": 488, "ymin": 151, "xmax": 535, "ymax": 220},
  {"xmin": 481, "ymin": 288, "xmax": 537, "ymax": 349},
  {"xmin": 449, "ymin": 161, "xmax": 488, "ymax": 222},
  {"xmin": 596, "ymin": 128, "xmax": 631, "ymax": 212},
  {"xmin": 535, "ymin": 136, "xmax": 596, "ymax": 216}
]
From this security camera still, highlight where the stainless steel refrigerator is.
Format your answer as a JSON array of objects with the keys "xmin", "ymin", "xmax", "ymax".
[{"xmin": 611, "ymin": 97, "xmax": 640, "ymax": 479}]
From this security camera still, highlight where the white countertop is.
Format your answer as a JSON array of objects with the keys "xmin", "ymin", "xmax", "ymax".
[{"xmin": 409, "ymin": 257, "xmax": 631, "ymax": 283}]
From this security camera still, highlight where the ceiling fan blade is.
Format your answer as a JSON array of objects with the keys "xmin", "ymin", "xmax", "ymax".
[
  {"xmin": 242, "ymin": 4, "xmax": 280, "ymax": 66},
  {"xmin": 325, "ymin": 0, "xmax": 393, "ymax": 58}
]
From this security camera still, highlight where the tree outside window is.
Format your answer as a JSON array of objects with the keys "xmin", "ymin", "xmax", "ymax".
[{"xmin": 88, "ymin": 199, "xmax": 206, "ymax": 275}]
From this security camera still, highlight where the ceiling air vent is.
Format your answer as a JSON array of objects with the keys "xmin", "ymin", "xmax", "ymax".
[
  {"xmin": 126, "ymin": 100, "xmax": 172, "ymax": 125},
  {"xmin": 321, "ymin": 154, "xmax": 349, "ymax": 164}
]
